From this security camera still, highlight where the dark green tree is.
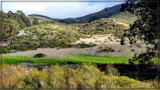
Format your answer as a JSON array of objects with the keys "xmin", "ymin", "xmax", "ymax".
[
  {"xmin": 121, "ymin": 0, "xmax": 159, "ymax": 64},
  {"xmin": 33, "ymin": 18, "xmax": 39, "ymax": 25},
  {"xmin": 1, "ymin": 12, "xmax": 20, "ymax": 40},
  {"xmin": 7, "ymin": 11, "xmax": 15, "ymax": 19},
  {"xmin": 15, "ymin": 12, "xmax": 26, "ymax": 28},
  {"xmin": 16, "ymin": 10, "xmax": 31, "ymax": 27}
]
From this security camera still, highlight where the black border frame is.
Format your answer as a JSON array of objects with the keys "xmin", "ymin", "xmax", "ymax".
[{"xmin": 0, "ymin": 0, "xmax": 159, "ymax": 89}]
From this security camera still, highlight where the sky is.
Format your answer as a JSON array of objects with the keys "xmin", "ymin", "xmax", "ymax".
[{"xmin": 2, "ymin": 1, "xmax": 124, "ymax": 19}]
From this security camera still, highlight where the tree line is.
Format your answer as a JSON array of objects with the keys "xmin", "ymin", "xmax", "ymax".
[{"xmin": 0, "ymin": 10, "xmax": 39, "ymax": 41}]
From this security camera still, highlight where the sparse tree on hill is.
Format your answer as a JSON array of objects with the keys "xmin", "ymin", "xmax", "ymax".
[{"xmin": 33, "ymin": 18, "xmax": 39, "ymax": 25}]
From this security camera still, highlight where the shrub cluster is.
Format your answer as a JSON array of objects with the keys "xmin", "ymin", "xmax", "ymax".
[
  {"xmin": 0, "ymin": 65, "xmax": 27, "ymax": 88},
  {"xmin": 73, "ymin": 43, "xmax": 96, "ymax": 48},
  {"xmin": 77, "ymin": 18, "xmax": 126, "ymax": 37},
  {"xmin": 97, "ymin": 46, "xmax": 115, "ymax": 52},
  {"xmin": 10, "ymin": 64, "xmax": 151, "ymax": 89},
  {"xmin": 0, "ymin": 46, "xmax": 11, "ymax": 54},
  {"xmin": 34, "ymin": 53, "xmax": 46, "ymax": 58},
  {"xmin": 6, "ymin": 24, "xmax": 84, "ymax": 51}
]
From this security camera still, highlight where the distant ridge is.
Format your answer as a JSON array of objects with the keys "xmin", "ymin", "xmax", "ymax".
[
  {"xmin": 28, "ymin": 14, "xmax": 53, "ymax": 19},
  {"xmin": 28, "ymin": 3, "xmax": 123, "ymax": 24}
]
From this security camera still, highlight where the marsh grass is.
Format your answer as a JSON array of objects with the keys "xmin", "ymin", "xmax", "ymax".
[{"xmin": 2, "ymin": 55, "xmax": 158, "ymax": 65}]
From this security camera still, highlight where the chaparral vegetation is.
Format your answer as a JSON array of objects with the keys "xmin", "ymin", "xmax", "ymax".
[{"xmin": 0, "ymin": 0, "xmax": 159, "ymax": 89}]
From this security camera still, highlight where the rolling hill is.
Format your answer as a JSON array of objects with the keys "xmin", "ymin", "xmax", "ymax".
[{"xmin": 28, "ymin": 4, "xmax": 123, "ymax": 24}]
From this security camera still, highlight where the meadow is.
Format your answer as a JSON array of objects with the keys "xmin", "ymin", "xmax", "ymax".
[
  {"xmin": 2, "ymin": 55, "xmax": 158, "ymax": 65},
  {"xmin": 1, "ymin": 7, "xmax": 158, "ymax": 89}
]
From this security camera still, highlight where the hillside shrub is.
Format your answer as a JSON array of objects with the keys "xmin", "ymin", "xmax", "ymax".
[
  {"xmin": 0, "ymin": 46, "xmax": 10, "ymax": 54},
  {"xmin": 73, "ymin": 43, "xmax": 96, "ymax": 48},
  {"xmin": 129, "ymin": 53, "xmax": 154, "ymax": 65},
  {"xmin": 34, "ymin": 53, "xmax": 46, "ymax": 58},
  {"xmin": 97, "ymin": 46, "xmax": 115, "ymax": 52},
  {"xmin": 47, "ymin": 65, "xmax": 67, "ymax": 88},
  {"xmin": 0, "ymin": 65, "xmax": 27, "ymax": 88},
  {"xmin": 120, "ymin": 38, "xmax": 125, "ymax": 45},
  {"xmin": 74, "ymin": 64, "xmax": 101, "ymax": 88},
  {"xmin": 136, "ymin": 45, "xmax": 142, "ymax": 48},
  {"xmin": 0, "ymin": 64, "xmax": 152, "ymax": 89},
  {"xmin": 16, "ymin": 68, "xmax": 48, "ymax": 88},
  {"xmin": 131, "ymin": 49, "xmax": 135, "ymax": 52},
  {"xmin": 96, "ymin": 75, "xmax": 150, "ymax": 88},
  {"xmin": 106, "ymin": 64, "xmax": 119, "ymax": 76}
]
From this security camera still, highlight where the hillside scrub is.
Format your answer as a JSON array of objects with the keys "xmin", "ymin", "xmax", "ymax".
[
  {"xmin": 7, "ymin": 23, "xmax": 84, "ymax": 51},
  {"xmin": 110, "ymin": 11, "xmax": 137, "ymax": 25},
  {"xmin": 77, "ymin": 18, "xmax": 127, "ymax": 38},
  {"xmin": 28, "ymin": 16, "xmax": 56, "ymax": 24},
  {"xmin": 0, "ymin": 64, "xmax": 153, "ymax": 89},
  {"xmin": 0, "ymin": 65, "xmax": 27, "ymax": 88},
  {"xmin": 3, "ymin": 17, "xmax": 128, "ymax": 52},
  {"xmin": 1, "ymin": 11, "xmax": 31, "ymax": 40}
]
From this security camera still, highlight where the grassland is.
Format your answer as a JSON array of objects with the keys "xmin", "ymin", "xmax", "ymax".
[
  {"xmin": 110, "ymin": 11, "xmax": 137, "ymax": 25},
  {"xmin": 28, "ymin": 16, "xmax": 56, "ymax": 24},
  {"xmin": 2, "ymin": 55, "xmax": 158, "ymax": 65},
  {"xmin": 2, "ymin": 18, "xmax": 127, "ymax": 53}
]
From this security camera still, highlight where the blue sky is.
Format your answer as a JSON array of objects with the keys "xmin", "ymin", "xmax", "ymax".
[{"xmin": 2, "ymin": 1, "xmax": 124, "ymax": 19}]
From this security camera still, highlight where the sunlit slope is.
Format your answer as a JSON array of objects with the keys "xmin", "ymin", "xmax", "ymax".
[
  {"xmin": 28, "ymin": 16, "xmax": 57, "ymax": 24},
  {"xmin": 4, "ymin": 18, "xmax": 127, "ymax": 52},
  {"xmin": 110, "ymin": 11, "xmax": 137, "ymax": 25}
]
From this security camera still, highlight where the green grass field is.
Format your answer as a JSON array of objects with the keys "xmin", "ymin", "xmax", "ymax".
[{"xmin": 1, "ymin": 55, "xmax": 158, "ymax": 65}]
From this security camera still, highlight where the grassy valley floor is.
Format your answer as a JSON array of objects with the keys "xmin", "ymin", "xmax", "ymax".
[{"xmin": 2, "ymin": 55, "xmax": 158, "ymax": 65}]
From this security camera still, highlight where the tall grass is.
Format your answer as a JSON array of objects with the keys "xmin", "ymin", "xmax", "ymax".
[{"xmin": 2, "ymin": 55, "xmax": 158, "ymax": 65}]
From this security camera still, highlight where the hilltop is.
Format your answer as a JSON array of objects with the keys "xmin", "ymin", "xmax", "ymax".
[{"xmin": 29, "ymin": 4, "xmax": 123, "ymax": 24}]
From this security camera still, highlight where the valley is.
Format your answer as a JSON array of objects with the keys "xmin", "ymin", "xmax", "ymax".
[{"xmin": 0, "ymin": 1, "xmax": 158, "ymax": 89}]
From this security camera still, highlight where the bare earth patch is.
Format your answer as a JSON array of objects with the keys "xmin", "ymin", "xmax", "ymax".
[
  {"xmin": 3, "ymin": 34, "xmax": 147, "ymax": 58},
  {"xmin": 74, "ymin": 34, "xmax": 122, "ymax": 45}
]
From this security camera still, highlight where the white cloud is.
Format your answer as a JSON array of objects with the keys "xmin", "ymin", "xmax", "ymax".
[
  {"xmin": 2, "ymin": 2, "xmax": 124, "ymax": 19},
  {"xmin": 2, "ymin": 2, "xmax": 51, "ymax": 13}
]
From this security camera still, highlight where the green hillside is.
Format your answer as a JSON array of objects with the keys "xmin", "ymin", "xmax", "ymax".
[
  {"xmin": 110, "ymin": 11, "xmax": 137, "ymax": 24},
  {"xmin": 2, "ymin": 18, "xmax": 127, "ymax": 53},
  {"xmin": 1, "ymin": 11, "xmax": 31, "ymax": 40},
  {"xmin": 28, "ymin": 16, "xmax": 56, "ymax": 24},
  {"xmin": 77, "ymin": 18, "xmax": 127, "ymax": 37}
]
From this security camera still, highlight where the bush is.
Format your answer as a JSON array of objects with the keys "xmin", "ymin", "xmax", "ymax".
[
  {"xmin": 96, "ymin": 74, "xmax": 150, "ymax": 88},
  {"xmin": 0, "ymin": 46, "xmax": 11, "ymax": 54},
  {"xmin": 97, "ymin": 46, "xmax": 115, "ymax": 52},
  {"xmin": 34, "ymin": 53, "xmax": 46, "ymax": 58},
  {"xmin": 1, "ymin": 64, "xmax": 152, "ymax": 89},
  {"xmin": 117, "ymin": 76, "xmax": 150, "ymax": 88},
  {"xmin": 47, "ymin": 65, "xmax": 67, "ymax": 88},
  {"xmin": 73, "ymin": 43, "xmax": 96, "ymax": 48},
  {"xmin": 0, "ymin": 65, "xmax": 27, "ymax": 88},
  {"xmin": 120, "ymin": 38, "xmax": 125, "ymax": 45},
  {"xmin": 16, "ymin": 69, "xmax": 48, "ymax": 88},
  {"xmin": 106, "ymin": 64, "xmax": 119, "ymax": 76},
  {"xmin": 17, "ymin": 65, "xmax": 67, "ymax": 88},
  {"xmin": 131, "ymin": 49, "xmax": 135, "ymax": 52},
  {"xmin": 150, "ymin": 79, "xmax": 158, "ymax": 88},
  {"xmin": 129, "ymin": 53, "xmax": 154, "ymax": 64},
  {"xmin": 96, "ymin": 73, "xmax": 119, "ymax": 88},
  {"xmin": 136, "ymin": 45, "xmax": 142, "ymax": 48},
  {"xmin": 75, "ymin": 64, "xmax": 100, "ymax": 88}
]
